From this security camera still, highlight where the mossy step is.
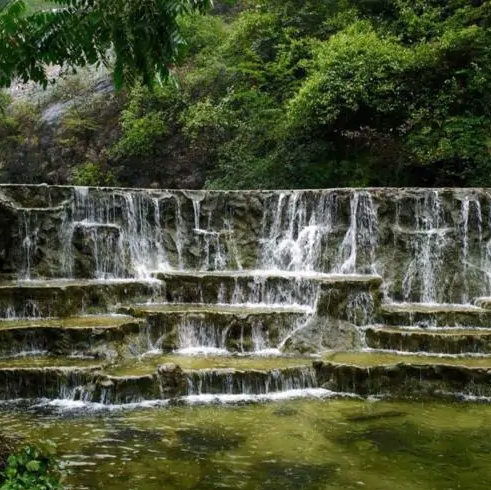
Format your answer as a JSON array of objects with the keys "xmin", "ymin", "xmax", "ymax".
[
  {"xmin": 0, "ymin": 356, "xmax": 103, "ymax": 369},
  {"xmin": 152, "ymin": 270, "xmax": 383, "ymax": 284},
  {"xmin": 0, "ymin": 279, "xmax": 162, "ymax": 318},
  {"xmin": 315, "ymin": 352, "xmax": 491, "ymax": 398},
  {"xmin": 0, "ymin": 316, "xmax": 144, "ymax": 359},
  {"xmin": 64, "ymin": 358, "xmax": 318, "ymax": 404},
  {"xmin": 107, "ymin": 354, "xmax": 313, "ymax": 377},
  {"xmin": 380, "ymin": 302, "xmax": 491, "ymax": 327},
  {"xmin": 121, "ymin": 304, "xmax": 309, "ymax": 353},
  {"xmin": 323, "ymin": 351, "xmax": 491, "ymax": 367},
  {"xmin": 0, "ymin": 315, "xmax": 139, "ymax": 330},
  {"xmin": 0, "ymin": 279, "xmax": 161, "ymax": 289},
  {"xmin": 151, "ymin": 271, "xmax": 382, "ymax": 312},
  {"xmin": 365, "ymin": 326, "xmax": 491, "ymax": 355},
  {"xmin": 121, "ymin": 303, "xmax": 310, "ymax": 316}
]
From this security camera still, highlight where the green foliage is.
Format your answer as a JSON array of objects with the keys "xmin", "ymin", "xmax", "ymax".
[
  {"xmin": 287, "ymin": 23, "xmax": 411, "ymax": 129},
  {"xmin": 110, "ymin": 84, "xmax": 174, "ymax": 158},
  {"xmin": 71, "ymin": 161, "xmax": 115, "ymax": 186},
  {"xmin": 2, "ymin": 0, "xmax": 491, "ymax": 188},
  {"xmin": 0, "ymin": 441, "xmax": 63, "ymax": 490},
  {"xmin": 0, "ymin": 0, "xmax": 213, "ymax": 89}
]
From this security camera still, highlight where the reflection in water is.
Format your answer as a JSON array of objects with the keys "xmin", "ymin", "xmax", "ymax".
[{"xmin": 1, "ymin": 399, "xmax": 491, "ymax": 490}]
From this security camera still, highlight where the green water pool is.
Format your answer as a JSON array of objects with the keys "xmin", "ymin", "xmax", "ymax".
[{"xmin": 2, "ymin": 398, "xmax": 491, "ymax": 489}]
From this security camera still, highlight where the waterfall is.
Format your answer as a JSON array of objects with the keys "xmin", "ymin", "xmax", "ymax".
[
  {"xmin": 14, "ymin": 186, "xmax": 491, "ymax": 305},
  {"xmin": 337, "ymin": 191, "xmax": 378, "ymax": 274},
  {"xmin": 10, "ymin": 185, "xmax": 491, "ymax": 407},
  {"xmin": 400, "ymin": 191, "xmax": 447, "ymax": 303},
  {"xmin": 19, "ymin": 210, "xmax": 38, "ymax": 280},
  {"xmin": 258, "ymin": 191, "xmax": 334, "ymax": 272},
  {"xmin": 186, "ymin": 366, "xmax": 318, "ymax": 396},
  {"xmin": 176, "ymin": 319, "xmax": 229, "ymax": 355},
  {"xmin": 59, "ymin": 187, "xmax": 171, "ymax": 278}
]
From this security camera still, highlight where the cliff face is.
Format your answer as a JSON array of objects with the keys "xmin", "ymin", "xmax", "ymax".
[{"xmin": 0, "ymin": 185, "xmax": 489, "ymax": 304}]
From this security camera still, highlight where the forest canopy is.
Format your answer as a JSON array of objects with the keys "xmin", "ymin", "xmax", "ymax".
[{"xmin": 0, "ymin": 0, "xmax": 490, "ymax": 189}]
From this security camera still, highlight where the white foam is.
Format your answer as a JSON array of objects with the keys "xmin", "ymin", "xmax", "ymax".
[
  {"xmin": 175, "ymin": 347, "xmax": 230, "ymax": 356},
  {"xmin": 182, "ymin": 389, "xmax": 358, "ymax": 404}
]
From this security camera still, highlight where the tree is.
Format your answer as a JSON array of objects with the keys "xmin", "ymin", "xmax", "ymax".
[{"xmin": 0, "ymin": 0, "xmax": 212, "ymax": 89}]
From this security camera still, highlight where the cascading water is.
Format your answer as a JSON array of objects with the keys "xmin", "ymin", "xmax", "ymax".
[
  {"xmin": 397, "ymin": 191, "xmax": 445, "ymax": 303},
  {"xmin": 258, "ymin": 192, "xmax": 335, "ymax": 272},
  {"xmin": 177, "ymin": 319, "xmax": 229, "ymax": 355},
  {"xmin": 336, "ymin": 191, "xmax": 378, "ymax": 274},
  {"xmin": 15, "ymin": 187, "xmax": 491, "ymax": 299},
  {"xmin": 186, "ymin": 366, "xmax": 318, "ymax": 396},
  {"xmin": 8, "ymin": 185, "xmax": 491, "ymax": 407},
  {"xmin": 19, "ymin": 210, "xmax": 38, "ymax": 280}
]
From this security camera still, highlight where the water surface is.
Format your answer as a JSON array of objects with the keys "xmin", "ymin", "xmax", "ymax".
[{"xmin": 3, "ymin": 398, "xmax": 491, "ymax": 490}]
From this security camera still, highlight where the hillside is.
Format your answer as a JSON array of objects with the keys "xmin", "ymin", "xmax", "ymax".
[{"xmin": 1, "ymin": 0, "xmax": 490, "ymax": 189}]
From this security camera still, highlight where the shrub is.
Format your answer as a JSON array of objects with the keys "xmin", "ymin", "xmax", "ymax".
[
  {"xmin": 0, "ymin": 441, "xmax": 64, "ymax": 490},
  {"xmin": 71, "ymin": 161, "xmax": 116, "ymax": 187}
]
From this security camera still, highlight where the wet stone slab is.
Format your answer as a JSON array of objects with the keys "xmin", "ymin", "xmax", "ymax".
[
  {"xmin": 380, "ymin": 302, "xmax": 491, "ymax": 327},
  {"xmin": 0, "ymin": 315, "xmax": 145, "ymax": 358},
  {"xmin": 0, "ymin": 280, "xmax": 163, "ymax": 318},
  {"xmin": 365, "ymin": 327, "xmax": 491, "ymax": 355}
]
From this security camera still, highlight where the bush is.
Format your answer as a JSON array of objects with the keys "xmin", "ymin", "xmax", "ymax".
[
  {"xmin": 0, "ymin": 441, "xmax": 64, "ymax": 490},
  {"xmin": 71, "ymin": 161, "xmax": 116, "ymax": 187}
]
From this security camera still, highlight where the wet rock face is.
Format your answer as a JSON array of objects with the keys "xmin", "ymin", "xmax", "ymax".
[
  {"xmin": 365, "ymin": 328, "xmax": 491, "ymax": 355},
  {"xmin": 313, "ymin": 361, "xmax": 491, "ymax": 398},
  {"xmin": 157, "ymin": 363, "xmax": 187, "ymax": 398},
  {"xmin": 282, "ymin": 317, "xmax": 363, "ymax": 354},
  {"xmin": 135, "ymin": 309, "xmax": 302, "ymax": 353},
  {"xmin": 186, "ymin": 366, "xmax": 317, "ymax": 395},
  {"xmin": 2, "ymin": 185, "xmax": 489, "ymax": 303},
  {"xmin": 0, "ymin": 281, "xmax": 161, "ymax": 318},
  {"xmin": 0, "ymin": 320, "xmax": 143, "ymax": 358},
  {"xmin": 0, "ymin": 367, "xmax": 98, "ymax": 400}
]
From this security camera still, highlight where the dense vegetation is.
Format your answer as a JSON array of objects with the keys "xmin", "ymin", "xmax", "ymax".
[
  {"xmin": 1, "ymin": 0, "xmax": 490, "ymax": 188},
  {"xmin": 0, "ymin": 441, "xmax": 63, "ymax": 490}
]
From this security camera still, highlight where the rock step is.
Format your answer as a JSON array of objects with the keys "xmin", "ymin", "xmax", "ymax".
[
  {"xmin": 0, "ymin": 355, "xmax": 317, "ymax": 404},
  {"xmin": 323, "ymin": 351, "xmax": 491, "ymax": 367},
  {"xmin": 5, "ymin": 350, "xmax": 491, "ymax": 403},
  {"xmin": 185, "ymin": 365, "xmax": 317, "ymax": 396},
  {"xmin": 0, "ymin": 315, "xmax": 144, "ymax": 359},
  {"xmin": 90, "ymin": 365, "xmax": 318, "ymax": 404},
  {"xmin": 152, "ymin": 271, "xmax": 383, "ymax": 315},
  {"xmin": 365, "ymin": 326, "xmax": 491, "ymax": 355},
  {"xmin": 380, "ymin": 303, "xmax": 491, "ymax": 327},
  {"xmin": 0, "ymin": 273, "xmax": 383, "ymax": 320},
  {"xmin": 107, "ymin": 354, "xmax": 313, "ymax": 377},
  {"xmin": 0, "ymin": 280, "xmax": 162, "ymax": 318},
  {"xmin": 120, "ymin": 303, "xmax": 309, "ymax": 353},
  {"xmin": 0, "ymin": 365, "xmax": 101, "ymax": 401},
  {"xmin": 0, "ymin": 355, "xmax": 103, "ymax": 369},
  {"xmin": 121, "ymin": 303, "xmax": 311, "ymax": 315},
  {"xmin": 151, "ymin": 270, "xmax": 383, "ymax": 283},
  {"xmin": 314, "ymin": 353, "xmax": 491, "ymax": 398}
]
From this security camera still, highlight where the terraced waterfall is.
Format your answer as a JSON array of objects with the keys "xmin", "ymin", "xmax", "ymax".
[{"xmin": 0, "ymin": 185, "xmax": 491, "ymax": 405}]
